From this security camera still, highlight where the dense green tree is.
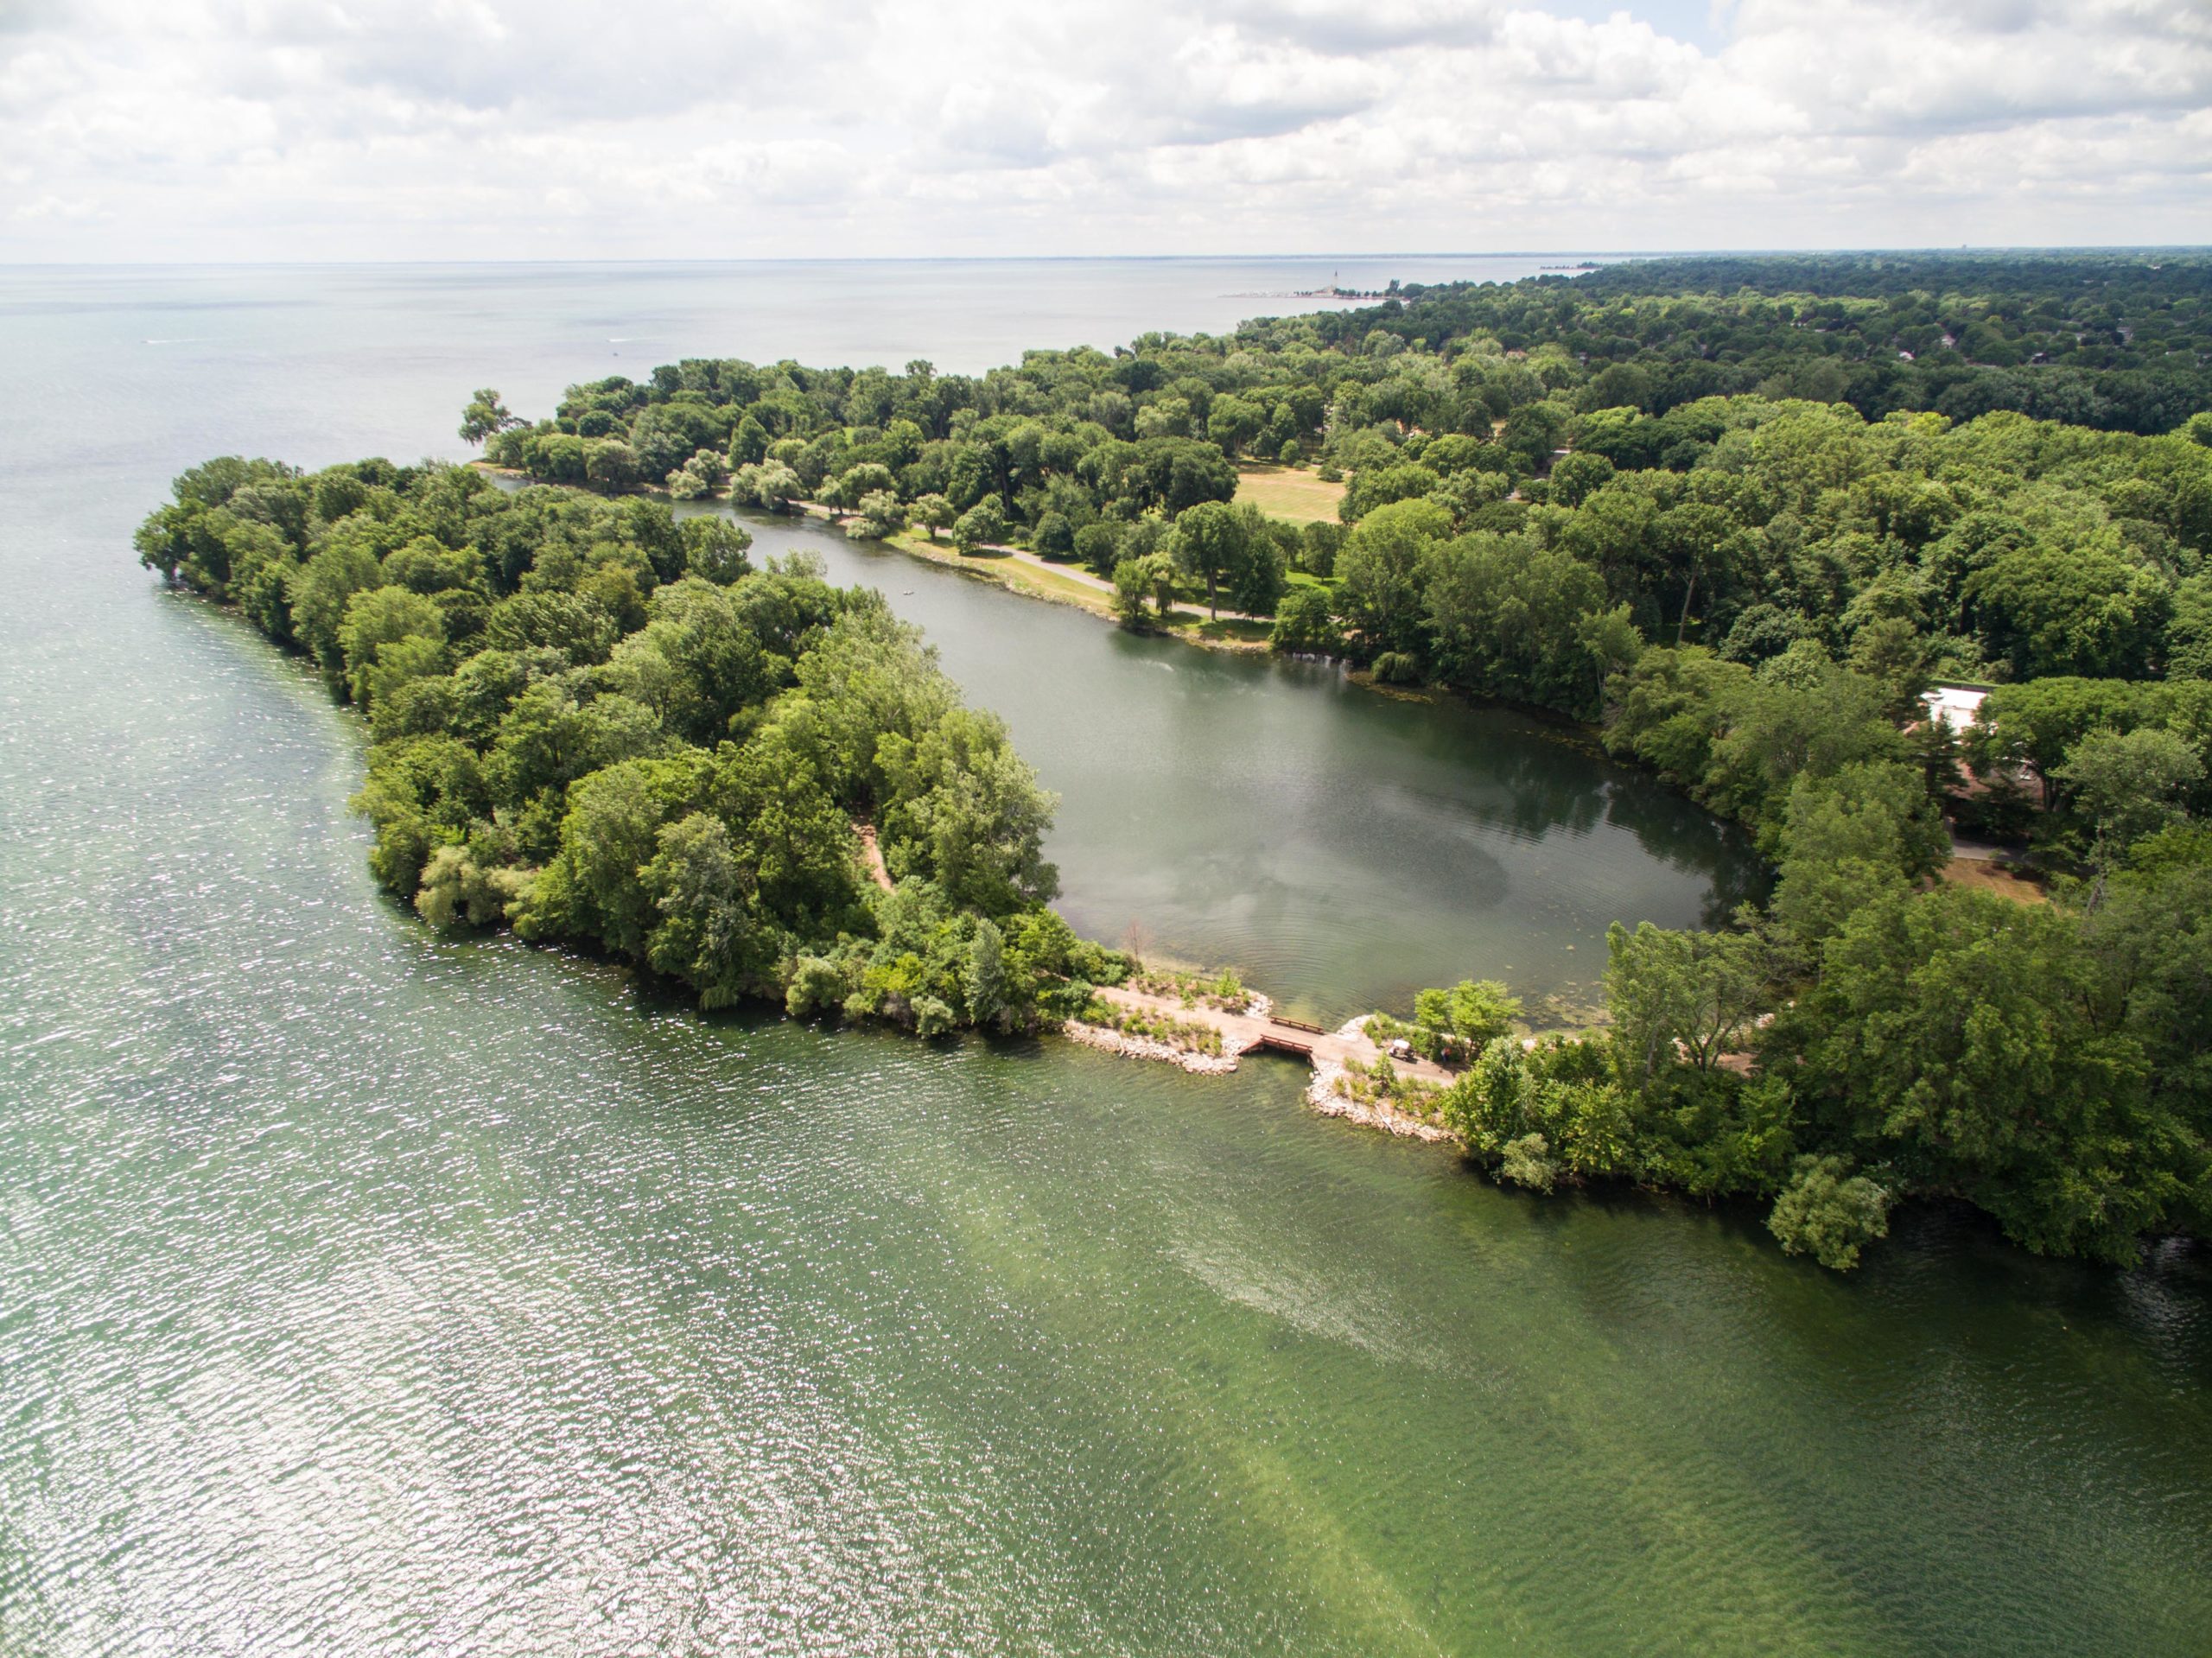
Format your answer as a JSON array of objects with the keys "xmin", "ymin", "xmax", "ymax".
[
  {"xmin": 910, "ymin": 492, "xmax": 956, "ymax": 541},
  {"xmin": 848, "ymin": 489, "xmax": 907, "ymax": 540},
  {"xmin": 1605, "ymin": 920, "xmax": 1772, "ymax": 1083},
  {"xmin": 1270, "ymin": 586, "xmax": 1341, "ymax": 655},
  {"xmin": 1782, "ymin": 886, "xmax": 2180, "ymax": 1261},
  {"xmin": 1768, "ymin": 1156, "xmax": 1891, "ymax": 1270},
  {"xmin": 2055, "ymin": 727, "xmax": 2203, "ymax": 892},
  {"xmin": 1335, "ymin": 499, "xmax": 1451, "ymax": 660},
  {"xmin": 952, "ymin": 497, "xmax": 1006, "ymax": 554},
  {"xmin": 1423, "ymin": 532, "xmax": 1620, "ymax": 718},
  {"xmin": 339, "ymin": 585, "xmax": 447, "ymax": 708},
  {"xmin": 680, "ymin": 517, "xmax": 753, "ymax": 585},
  {"xmin": 1171, "ymin": 499, "xmax": 1280, "ymax": 619}
]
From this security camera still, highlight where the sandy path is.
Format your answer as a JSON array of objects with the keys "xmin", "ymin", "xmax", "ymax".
[
  {"xmin": 854, "ymin": 822, "xmax": 894, "ymax": 893},
  {"xmin": 1087, "ymin": 984, "xmax": 1456, "ymax": 1086}
]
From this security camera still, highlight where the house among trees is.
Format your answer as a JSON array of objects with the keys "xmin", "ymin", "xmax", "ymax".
[{"xmin": 1921, "ymin": 683, "xmax": 1991, "ymax": 734}]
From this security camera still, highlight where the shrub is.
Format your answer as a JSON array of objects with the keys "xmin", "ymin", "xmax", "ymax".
[
  {"xmin": 1499, "ymin": 1133, "xmax": 1558, "ymax": 1192},
  {"xmin": 1768, "ymin": 1155, "xmax": 1891, "ymax": 1270},
  {"xmin": 1033, "ymin": 511, "xmax": 1075, "ymax": 557},
  {"xmin": 785, "ymin": 955, "xmax": 847, "ymax": 1019}
]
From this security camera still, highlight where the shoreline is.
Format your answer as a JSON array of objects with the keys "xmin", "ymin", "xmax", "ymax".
[
  {"xmin": 475, "ymin": 462, "xmax": 1281, "ymax": 657},
  {"xmin": 1305, "ymin": 1061, "xmax": 1459, "ymax": 1143},
  {"xmin": 1071, "ymin": 984, "xmax": 1465, "ymax": 1143}
]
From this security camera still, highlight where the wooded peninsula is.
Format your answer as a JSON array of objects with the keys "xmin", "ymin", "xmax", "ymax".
[{"xmin": 139, "ymin": 251, "xmax": 2212, "ymax": 1273}]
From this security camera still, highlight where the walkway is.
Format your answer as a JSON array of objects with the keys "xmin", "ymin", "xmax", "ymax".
[{"xmin": 1088, "ymin": 983, "xmax": 1457, "ymax": 1086}]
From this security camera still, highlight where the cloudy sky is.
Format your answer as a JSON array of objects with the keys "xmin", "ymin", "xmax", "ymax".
[{"xmin": 2, "ymin": 0, "xmax": 2207, "ymax": 261}]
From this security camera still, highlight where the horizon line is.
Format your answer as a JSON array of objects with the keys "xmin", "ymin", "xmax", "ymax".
[{"xmin": 3, "ymin": 245, "xmax": 2209, "ymax": 271}]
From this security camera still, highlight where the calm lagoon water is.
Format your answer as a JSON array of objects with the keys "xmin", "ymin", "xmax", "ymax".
[{"xmin": 1, "ymin": 262, "xmax": 2207, "ymax": 1655}]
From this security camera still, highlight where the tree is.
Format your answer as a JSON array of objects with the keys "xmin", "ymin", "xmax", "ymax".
[
  {"xmin": 1334, "ymin": 498, "xmax": 1451, "ymax": 659},
  {"xmin": 1112, "ymin": 556, "xmax": 1154, "ymax": 629},
  {"xmin": 952, "ymin": 498, "xmax": 1006, "ymax": 555},
  {"xmin": 1605, "ymin": 920, "xmax": 1772, "ymax": 1083},
  {"xmin": 1205, "ymin": 396, "xmax": 1267, "ymax": 457},
  {"xmin": 339, "ymin": 585, "xmax": 447, "ymax": 708},
  {"xmin": 785, "ymin": 955, "xmax": 847, "ymax": 1019},
  {"xmin": 733, "ymin": 461, "xmax": 803, "ymax": 513},
  {"xmin": 584, "ymin": 440, "xmax": 642, "ymax": 492},
  {"xmin": 1171, "ymin": 499, "xmax": 1281, "ymax": 621},
  {"xmin": 639, "ymin": 812, "xmax": 764, "ymax": 1007},
  {"xmin": 1846, "ymin": 616, "xmax": 1937, "ymax": 719},
  {"xmin": 1767, "ymin": 1155, "xmax": 1891, "ymax": 1270},
  {"xmin": 728, "ymin": 413, "xmax": 770, "ymax": 467},
  {"xmin": 1270, "ymin": 586, "xmax": 1341, "ymax": 656},
  {"xmin": 1340, "ymin": 461, "xmax": 1441, "ymax": 524},
  {"xmin": 877, "ymin": 707, "xmax": 1060, "ymax": 916},
  {"xmin": 847, "ymin": 489, "xmax": 907, "ymax": 540},
  {"xmin": 1498, "ymin": 1134, "xmax": 1559, "ymax": 1193},
  {"xmin": 1784, "ymin": 885, "xmax": 2175, "ymax": 1261},
  {"xmin": 459, "ymin": 388, "xmax": 519, "ymax": 448},
  {"xmin": 1033, "ymin": 510, "xmax": 1075, "ymax": 558},
  {"xmin": 520, "ymin": 757, "xmax": 696, "ymax": 959},
  {"xmin": 1422, "ymin": 532, "xmax": 1616, "ymax": 719},
  {"xmin": 679, "ymin": 517, "xmax": 753, "ymax": 585},
  {"xmin": 1965, "ymin": 543, "xmax": 2170, "ymax": 680},
  {"xmin": 1547, "ymin": 450, "xmax": 1615, "ymax": 508},
  {"xmin": 289, "ymin": 534, "xmax": 388, "ymax": 680},
  {"xmin": 1411, "ymin": 978, "xmax": 1522, "ymax": 1063},
  {"xmin": 1436, "ymin": 1033, "xmax": 1636, "ymax": 1182},
  {"xmin": 2055, "ymin": 726, "xmax": 2204, "ymax": 893},
  {"xmin": 911, "ymin": 493, "xmax": 956, "ymax": 541},
  {"xmin": 1770, "ymin": 760, "xmax": 1948, "ymax": 947},
  {"xmin": 828, "ymin": 461, "xmax": 897, "ymax": 510},
  {"xmin": 964, "ymin": 918, "xmax": 1008, "ymax": 1028},
  {"xmin": 1074, "ymin": 521, "xmax": 1121, "ymax": 578}
]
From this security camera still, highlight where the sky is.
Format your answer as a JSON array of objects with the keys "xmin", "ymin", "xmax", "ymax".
[{"xmin": 1, "ymin": 0, "xmax": 2207, "ymax": 262}]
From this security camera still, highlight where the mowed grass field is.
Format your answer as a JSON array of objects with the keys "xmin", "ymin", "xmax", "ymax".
[{"xmin": 1234, "ymin": 464, "xmax": 1346, "ymax": 525}]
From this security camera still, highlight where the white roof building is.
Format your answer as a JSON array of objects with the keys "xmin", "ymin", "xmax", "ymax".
[{"xmin": 1922, "ymin": 683, "xmax": 1989, "ymax": 733}]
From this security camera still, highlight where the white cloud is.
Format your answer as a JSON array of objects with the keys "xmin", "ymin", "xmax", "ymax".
[{"xmin": 0, "ymin": 0, "xmax": 2202, "ymax": 259}]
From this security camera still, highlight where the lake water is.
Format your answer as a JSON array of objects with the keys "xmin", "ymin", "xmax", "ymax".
[{"xmin": 1, "ymin": 261, "xmax": 2207, "ymax": 1655}]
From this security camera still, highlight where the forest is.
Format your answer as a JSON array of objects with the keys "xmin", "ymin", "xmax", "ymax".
[
  {"xmin": 135, "ymin": 457, "xmax": 1128, "ymax": 1038},
  {"xmin": 140, "ymin": 251, "xmax": 2212, "ymax": 1268}
]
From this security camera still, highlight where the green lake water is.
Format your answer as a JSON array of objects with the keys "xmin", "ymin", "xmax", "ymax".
[{"xmin": 1, "ymin": 264, "xmax": 2207, "ymax": 1655}]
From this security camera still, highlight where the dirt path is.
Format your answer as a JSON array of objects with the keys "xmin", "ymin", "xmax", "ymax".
[{"xmin": 854, "ymin": 822, "xmax": 893, "ymax": 893}]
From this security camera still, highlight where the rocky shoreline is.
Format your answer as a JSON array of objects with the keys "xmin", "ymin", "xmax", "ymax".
[
  {"xmin": 1304, "ymin": 1062, "xmax": 1459, "ymax": 1144},
  {"xmin": 1060, "ymin": 1019, "xmax": 1248, "ymax": 1075},
  {"xmin": 1063, "ymin": 998, "xmax": 1465, "ymax": 1146}
]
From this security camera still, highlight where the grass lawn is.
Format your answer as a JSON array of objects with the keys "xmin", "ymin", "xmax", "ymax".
[
  {"xmin": 882, "ymin": 531, "xmax": 1116, "ymax": 615},
  {"xmin": 1168, "ymin": 614, "xmax": 1273, "ymax": 647},
  {"xmin": 1008, "ymin": 560, "xmax": 1115, "ymax": 610},
  {"xmin": 1235, "ymin": 463, "xmax": 1346, "ymax": 526}
]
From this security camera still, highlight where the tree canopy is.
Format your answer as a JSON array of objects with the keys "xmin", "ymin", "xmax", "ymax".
[{"xmin": 139, "ymin": 456, "xmax": 1124, "ymax": 1038}]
